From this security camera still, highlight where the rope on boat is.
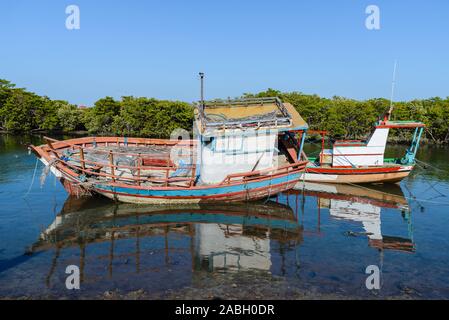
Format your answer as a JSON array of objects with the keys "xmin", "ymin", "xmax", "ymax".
[
  {"xmin": 296, "ymin": 177, "xmax": 449, "ymax": 207},
  {"xmin": 23, "ymin": 158, "xmax": 39, "ymax": 198},
  {"xmin": 403, "ymin": 196, "xmax": 449, "ymax": 205},
  {"xmin": 360, "ymin": 181, "xmax": 449, "ymax": 205},
  {"xmin": 264, "ymin": 175, "xmax": 274, "ymax": 204},
  {"xmin": 339, "ymin": 180, "xmax": 449, "ymax": 206},
  {"xmin": 415, "ymin": 158, "xmax": 447, "ymax": 173},
  {"xmin": 412, "ymin": 162, "xmax": 447, "ymax": 198},
  {"xmin": 77, "ymin": 180, "xmax": 95, "ymax": 197},
  {"xmin": 299, "ymin": 152, "xmax": 449, "ymax": 206},
  {"xmin": 39, "ymin": 158, "xmax": 58, "ymax": 188}
]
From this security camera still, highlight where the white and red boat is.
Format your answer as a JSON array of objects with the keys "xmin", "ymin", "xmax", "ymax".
[{"xmin": 300, "ymin": 119, "xmax": 425, "ymax": 184}]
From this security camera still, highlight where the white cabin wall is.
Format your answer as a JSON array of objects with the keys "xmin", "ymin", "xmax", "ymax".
[
  {"xmin": 367, "ymin": 128, "xmax": 390, "ymax": 148},
  {"xmin": 199, "ymin": 131, "xmax": 277, "ymax": 184},
  {"xmin": 332, "ymin": 147, "xmax": 385, "ymax": 167},
  {"xmin": 332, "ymin": 128, "xmax": 390, "ymax": 167}
]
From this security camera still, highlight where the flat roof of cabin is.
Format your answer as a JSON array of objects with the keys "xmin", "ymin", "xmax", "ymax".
[
  {"xmin": 195, "ymin": 97, "xmax": 308, "ymax": 135},
  {"xmin": 284, "ymin": 102, "xmax": 308, "ymax": 130},
  {"xmin": 376, "ymin": 120, "xmax": 425, "ymax": 129}
]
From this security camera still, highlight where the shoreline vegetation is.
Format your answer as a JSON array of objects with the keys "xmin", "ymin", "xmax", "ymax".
[{"xmin": 1, "ymin": 79, "xmax": 449, "ymax": 144}]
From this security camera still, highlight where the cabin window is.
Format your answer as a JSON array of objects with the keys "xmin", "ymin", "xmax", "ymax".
[
  {"xmin": 203, "ymin": 137, "xmax": 215, "ymax": 150},
  {"xmin": 213, "ymin": 136, "xmax": 244, "ymax": 153},
  {"xmin": 227, "ymin": 135, "xmax": 243, "ymax": 152}
]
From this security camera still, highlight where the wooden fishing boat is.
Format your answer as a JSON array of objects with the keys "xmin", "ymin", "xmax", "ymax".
[
  {"xmin": 299, "ymin": 119, "xmax": 425, "ymax": 184},
  {"xmin": 30, "ymin": 97, "xmax": 309, "ymax": 204}
]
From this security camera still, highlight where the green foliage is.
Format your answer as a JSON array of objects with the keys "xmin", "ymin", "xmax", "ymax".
[
  {"xmin": 57, "ymin": 102, "xmax": 83, "ymax": 132},
  {"xmin": 141, "ymin": 100, "xmax": 193, "ymax": 138},
  {"xmin": 0, "ymin": 79, "xmax": 194, "ymax": 137},
  {"xmin": 250, "ymin": 89, "xmax": 449, "ymax": 143},
  {"xmin": 111, "ymin": 97, "xmax": 193, "ymax": 138},
  {"xmin": 1, "ymin": 78, "xmax": 449, "ymax": 143},
  {"xmin": 0, "ymin": 80, "xmax": 15, "ymax": 109},
  {"xmin": 83, "ymin": 96, "xmax": 120, "ymax": 134},
  {"xmin": 34, "ymin": 97, "xmax": 60, "ymax": 131},
  {"xmin": 111, "ymin": 97, "xmax": 158, "ymax": 136},
  {"xmin": 0, "ymin": 89, "xmax": 41, "ymax": 132}
]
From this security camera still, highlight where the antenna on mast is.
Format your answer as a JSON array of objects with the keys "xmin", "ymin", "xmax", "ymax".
[
  {"xmin": 199, "ymin": 72, "xmax": 205, "ymax": 110},
  {"xmin": 386, "ymin": 60, "xmax": 398, "ymax": 121}
]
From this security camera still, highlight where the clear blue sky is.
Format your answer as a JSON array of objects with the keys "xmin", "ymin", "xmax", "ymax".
[{"xmin": 1, "ymin": 0, "xmax": 448, "ymax": 106}]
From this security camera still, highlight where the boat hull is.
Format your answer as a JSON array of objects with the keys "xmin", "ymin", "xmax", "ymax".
[
  {"xmin": 300, "ymin": 165, "xmax": 413, "ymax": 184},
  {"xmin": 35, "ymin": 145, "xmax": 304, "ymax": 204},
  {"xmin": 92, "ymin": 173, "xmax": 301, "ymax": 204}
]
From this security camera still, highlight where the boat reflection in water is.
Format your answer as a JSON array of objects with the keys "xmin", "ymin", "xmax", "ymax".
[
  {"xmin": 293, "ymin": 182, "xmax": 415, "ymax": 253},
  {"xmin": 32, "ymin": 197, "xmax": 303, "ymax": 288},
  {"xmin": 28, "ymin": 182, "xmax": 414, "ymax": 296}
]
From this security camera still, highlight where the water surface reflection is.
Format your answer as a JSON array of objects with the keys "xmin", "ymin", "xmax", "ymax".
[
  {"xmin": 34, "ymin": 198, "xmax": 303, "ymax": 280},
  {"xmin": 1, "ymin": 182, "xmax": 421, "ymax": 299},
  {"xmin": 3, "ymin": 136, "xmax": 449, "ymax": 299},
  {"xmin": 297, "ymin": 182, "xmax": 414, "ymax": 253}
]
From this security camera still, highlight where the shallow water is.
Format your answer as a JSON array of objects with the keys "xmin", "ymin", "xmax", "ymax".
[{"xmin": 1, "ymin": 134, "xmax": 449, "ymax": 299}]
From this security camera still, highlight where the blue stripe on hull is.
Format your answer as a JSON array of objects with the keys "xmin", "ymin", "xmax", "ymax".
[{"xmin": 94, "ymin": 173, "xmax": 301, "ymax": 197}]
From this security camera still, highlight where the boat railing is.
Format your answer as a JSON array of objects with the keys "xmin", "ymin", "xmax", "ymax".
[
  {"xmin": 307, "ymin": 130, "xmax": 327, "ymax": 165},
  {"xmin": 222, "ymin": 161, "xmax": 308, "ymax": 184},
  {"xmin": 40, "ymin": 137, "xmax": 307, "ymax": 189},
  {"xmin": 42, "ymin": 139, "xmax": 197, "ymax": 188},
  {"xmin": 44, "ymin": 136, "xmax": 195, "ymax": 157}
]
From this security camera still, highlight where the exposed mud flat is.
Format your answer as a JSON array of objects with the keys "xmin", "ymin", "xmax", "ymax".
[{"xmin": 1, "ymin": 273, "xmax": 422, "ymax": 300}]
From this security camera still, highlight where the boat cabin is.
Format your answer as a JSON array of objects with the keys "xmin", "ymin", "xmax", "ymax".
[
  {"xmin": 194, "ymin": 97, "xmax": 308, "ymax": 184},
  {"xmin": 314, "ymin": 120, "xmax": 425, "ymax": 168}
]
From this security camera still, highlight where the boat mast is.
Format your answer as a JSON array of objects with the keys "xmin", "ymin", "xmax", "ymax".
[
  {"xmin": 386, "ymin": 60, "xmax": 397, "ymax": 121},
  {"xmin": 199, "ymin": 72, "xmax": 205, "ymax": 111}
]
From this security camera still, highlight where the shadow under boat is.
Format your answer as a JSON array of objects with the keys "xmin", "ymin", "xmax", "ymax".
[{"xmin": 289, "ymin": 182, "xmax": 415, "ymax": 253}]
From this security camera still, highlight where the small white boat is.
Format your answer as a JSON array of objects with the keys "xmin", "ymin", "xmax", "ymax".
[{"xmin": 299, "ymin": 119, "xmax": 425, "ymax": 184}]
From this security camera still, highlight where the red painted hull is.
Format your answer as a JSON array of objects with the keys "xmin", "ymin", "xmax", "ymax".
[{"xmin": 301, "ymin": 164, "xmax": 413, "ymax": 184}]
